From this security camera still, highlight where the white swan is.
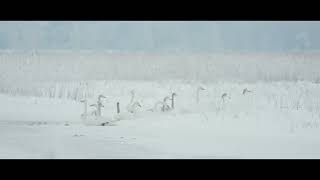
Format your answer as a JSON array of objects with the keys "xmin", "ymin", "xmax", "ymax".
[
  {"xmin": 221, "ymin": 93, "xmax": 228, "ymax": 103},
  {"xmin": 114, "ymin": 101, "xmax": 142, "ymax": 121},
  {"xmin": 85, "ymin": 104, "xmax": 115, "ymax": 126},
  {"xmin": 80, "ymin": 99, "xmax": 98, "ymax": 119},
  {"xmin": 149, "ymin": 94, "xmax": 175, "ymax": 112},
  {"xmin": 96, "ymin": 94, "xmax": 106, "ymax": 116},
  {"xmin": 196, "ymin": 86, "xmax": 206, "ymax": 103},
  {"xmin": 162, "ymin": 96, "xmax": 171, "ymax": 111},
  {"xmin": 126, "ymin": 90, "xmax": 135, "ymax": 112},
  {"xmin": 80, "ymin": 95, "xmax": 115, "ymax": 126},
  {"xmin": 126, "ymin": 90, "xmax": 142, "ymax": 114},
  {"xmin": 149, "ymin": 100, "xmax": 168, "ymax": 112},
  {"xmin": 80, "ymin": 100, "xmax": 99, "ymax": 125}
]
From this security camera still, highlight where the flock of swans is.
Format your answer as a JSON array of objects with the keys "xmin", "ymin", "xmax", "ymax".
[{"xmin": 80, "ymin": 86, "xmax": 253, "ymax": 126}]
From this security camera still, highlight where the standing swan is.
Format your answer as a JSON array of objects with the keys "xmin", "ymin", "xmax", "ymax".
[
  {"xmin": 128, "ymin": 102, "xmax": 142, "ymax": 114},
  {"xmin": 80, "ymin": 99, "xmax": 98, "ymax": 120},
  {"xmin": 161, "ymin": 96, "xmax": 171, "ymax": 112},
  {"xmin": 196, "ymin": 86, "xmax": 206, "ymax": 103},
  {"xmin": 126, "ymin": 90, "xmax": 142, "ymax": 114},
  {"xmin": 96, "ymin": 94, "xmax": 106, "ymax": 116},
  {"xmin": 221, "ymin": 93, "xmax": 228, "ymax": 103},
  {"xmin": 126, "ymin": 90, "xmax": 135, "ymax": 112}
]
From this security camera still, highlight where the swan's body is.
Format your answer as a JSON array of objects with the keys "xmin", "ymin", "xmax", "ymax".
[
  {"xmin": 162, "ymin": 96, "xmax": 171, "ymax": 111},
  {"xmin": 127, "ymin": 102, "xmax": 142, "ymax": 114},
  {"xmin": 150, "ymin": 101, "xmax": 168, "ymax": 112},
  {"xmin": 150, "ymin": 93, "xmax": 176, "ymax": 112}
]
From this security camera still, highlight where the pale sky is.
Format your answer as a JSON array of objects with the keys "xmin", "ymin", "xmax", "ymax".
[{"xmin": 0, "ymin": 21, "xmax": 318, "ymax": 51}]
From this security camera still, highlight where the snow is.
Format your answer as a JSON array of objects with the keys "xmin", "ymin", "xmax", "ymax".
[
  {"xmin": 1, "ymin": 50, "xmax": 320, "ymax": 158},
  {"xmin": 1, "ymin": 79, "xmax": 320, "ymax": 158}
]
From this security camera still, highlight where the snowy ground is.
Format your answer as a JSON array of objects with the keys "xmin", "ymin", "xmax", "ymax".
[{"xmin": 1, "ymin": 80, "xmax": 320, "ymax": 158}]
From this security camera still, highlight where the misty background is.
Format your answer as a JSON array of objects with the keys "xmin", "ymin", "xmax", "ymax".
[{"xmin": 0, "ymin": 21, "xmax": 318, "ymax": 51}]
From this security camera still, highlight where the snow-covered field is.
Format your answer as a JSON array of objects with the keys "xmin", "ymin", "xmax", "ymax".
[{"xmin": 1, "ymin": 50, "xmax": 320, "ymax": 159}]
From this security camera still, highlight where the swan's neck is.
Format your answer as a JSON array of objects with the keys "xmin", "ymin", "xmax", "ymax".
[
  {"xmin": 130, "ymin": 92, "xmax": 135, "ymax": 104},
  {"xmin": 171, "ymin": 94, "xmax": 175, "ymax": 109},
  {"xmin": 97, "ymin": 102, "xmax": 103, "ymax": 116},
  {"xmin": 117, "ymin": 102, "xmax": 120, "ymax": 114}
]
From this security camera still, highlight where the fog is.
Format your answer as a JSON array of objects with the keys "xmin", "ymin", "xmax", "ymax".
[{"xmin": 0, "ymin": 21, "xmax": 318, "ymax": 51}]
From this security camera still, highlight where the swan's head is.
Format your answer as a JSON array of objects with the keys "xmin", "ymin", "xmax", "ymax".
[
  {"xmin": 198, "ymin": 86, "xmax": 206, "ymax": 91},
  {"xmin": 172, "ymin": 92, "xmax": 177, "ymax": 97},
  {"xmin": 80, "ymin": 99, "xmax": 87, "ymax": 103},
  {"xmin": 98, "ymin": 94, "xmax": 106, "ymax": 99},
  {"xmin": 242, "ymin": 88, "xmax": 247, "ymax": 94},
  {"xmin": 90, "ymin": 104, "xmax": 98, "ymax": 108}
]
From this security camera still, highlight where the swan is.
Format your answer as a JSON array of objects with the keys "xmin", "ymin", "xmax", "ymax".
[
  {"xmin": 149, "ymin": 94, "xmax": 175, "ymax": 112},
  {"xmin": 162, "ymin": 96, "xmax": 171, "ymax": 111},
  {"xmin": 149, "ymin": 100, "xmax": 168, "ymax": 112},
  {"xmin": 126, "ymin": 90, "xmax": 142, "ymax": 114},
  {"xmin": 113, "ymin": 101, "xmax": 143, "ymax": 122},
  {"xmin": 96, "ymin": 94, "xmax": 106, "ymax": 116},
  {"xmin": 221, "ymin": 93, "xmax": 228, "ymax": 103},
  {"xmin": 79, "ymin": 101, "xmax": 99, "ymax": 125},
  {"xmin": 196, "ymin": 86, "xmax": 206, "ymax": 103},
  {"xmin": 80, "ymin": 95, "xmax": 114, "ymax": 126},
  {"xmin": 126, "ymin": 90, "xmax": 135, "ymax": 112},
  {"xmin": 80, "ymin": 99, "xmax": 98, "ymax": 120},
  {"xmin": 83, "ymin": 103, "xmax": 115, "ymax": 126}
]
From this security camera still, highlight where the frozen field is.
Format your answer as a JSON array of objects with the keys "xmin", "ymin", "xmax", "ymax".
[{"xmin": 1, "ymin": 50, "xmax": 320, "ymax": 158}]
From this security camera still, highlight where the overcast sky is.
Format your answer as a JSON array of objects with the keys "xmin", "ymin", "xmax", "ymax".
[{"xmin": 0, "ymin": 21, "xmax": 318, "ymax": 51}]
